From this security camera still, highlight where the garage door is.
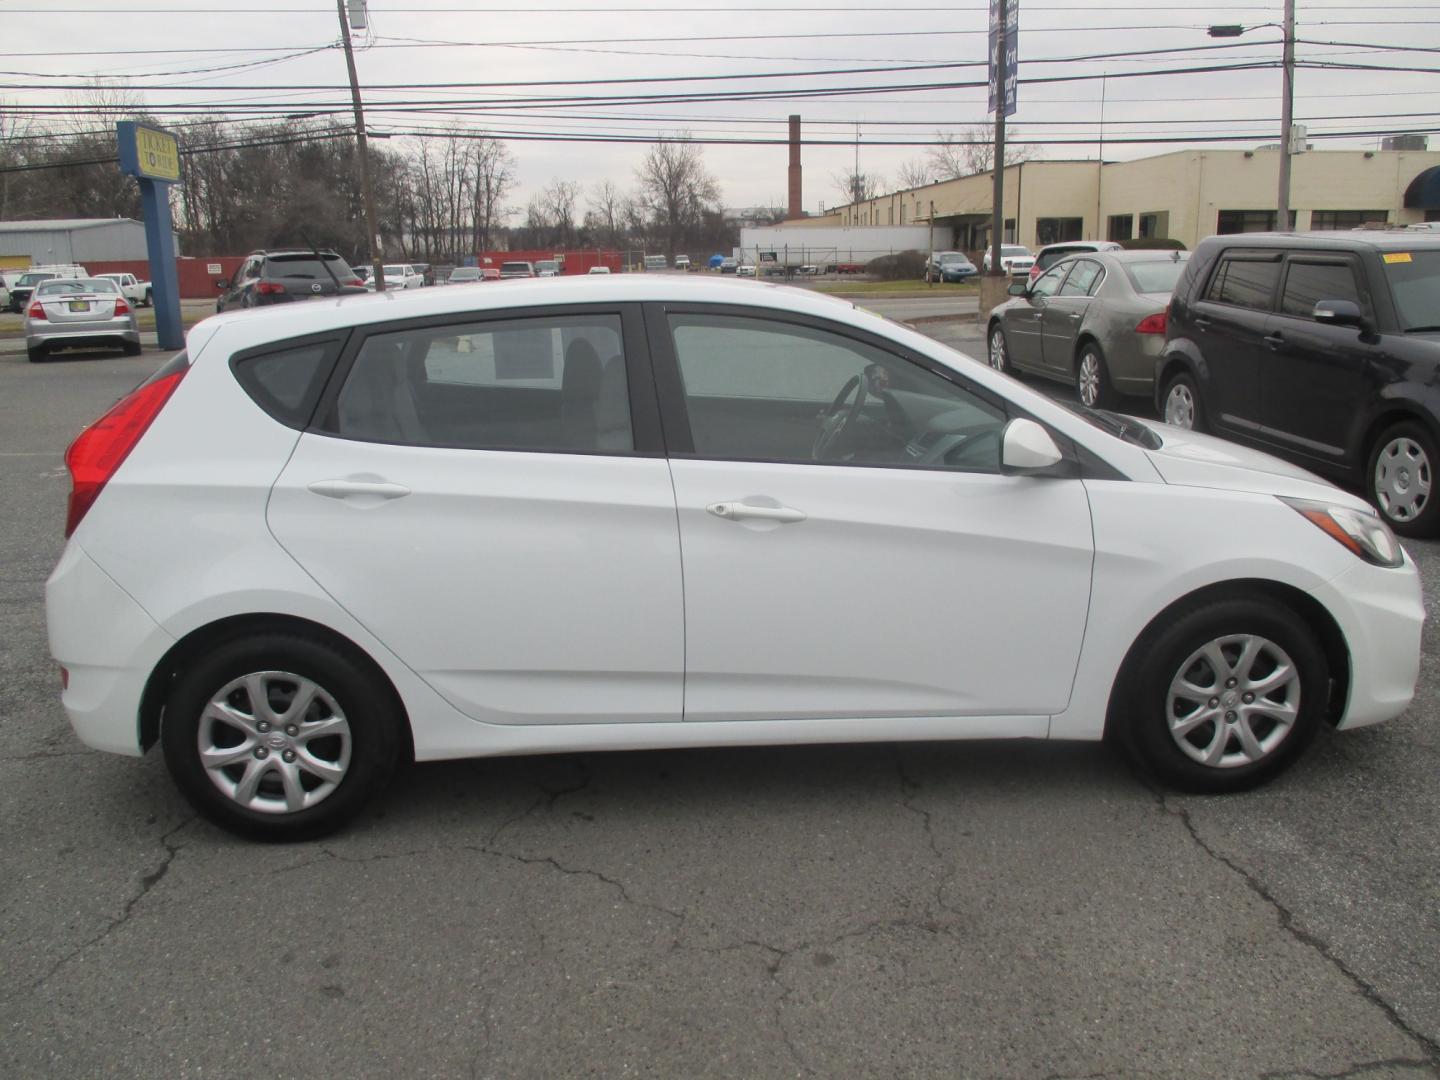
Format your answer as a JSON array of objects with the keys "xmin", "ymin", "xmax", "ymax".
[{"xmin": 0, "ymin": 255, "xmax": 33, "ymax": 269}]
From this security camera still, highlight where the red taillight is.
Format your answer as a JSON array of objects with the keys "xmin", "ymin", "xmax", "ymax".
[
  {"xmin": 114, "ymin": 298, "xmax": 130, "ymax": 316},
  {"xmin": 1135, "ymin": 311, "xmax": 1168, "ymax": 335},
  {"xmin": 63, "ymin": 369, "xmax": 186, "ymax": 537},
  {"xmin": 1029, "ymin": 265, "xmax": 1041, "ymax": 281},
  {"xmin": 341, "ymin": 278, "xmax": 363, "ymax": 287},
  {"xmin": 256, "ymin": 281, "xmax": 286, "ymax": 295},
  {"xmin": 28, "ymin": 300, "xmax": 45, "ymax": 320},
  {"xmin": 60, "ymin": 666, "xmax": 69, "ymax": 690}
]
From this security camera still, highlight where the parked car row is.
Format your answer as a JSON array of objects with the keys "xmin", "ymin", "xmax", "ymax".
[
  {"xmin": 986, "ymin": 229, "xmax": 1440, "ymax": 538},
  {"xmin": 4, "ymin": 264, "xmax": 90, "ymax": 312}
]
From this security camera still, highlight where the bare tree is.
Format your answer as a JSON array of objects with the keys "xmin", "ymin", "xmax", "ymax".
[
  {"xmin": 543, "ymin": 178, "xmax": 581, "ymax": 247},
  {"xmin": 584, "ymin": 178, "xmax": 624, "ymax": 248},
  {"xmin": 831, "ymin": 167, "xmax": 886, "ymax": 205},
  {"xmin": 635, "ymin": 135, "xmax": 720, "ymax": 258},
  {"xmin": 470, "ymin": 136, "xmax": 513, "ymax": 254},
  {"xmin": 927, "ymin": 126, "xmax": 1036, "ymax": 181},
  {"xmin": 897, "ymin": 159, "xmax": 936, "ymax": 190}
]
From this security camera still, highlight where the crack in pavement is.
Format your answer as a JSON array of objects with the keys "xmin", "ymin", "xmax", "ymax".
[
  {"xmin": 23, "ymin": 814, "xmax": 196, "ymax": 994},
  {"xmin": 1149, "ymin": 785, "xmax": 1440, "ymax": 1070},
  {"xmin": 1258, "ymin": 1056, "xmax": 1440, "ymax": 1079}
]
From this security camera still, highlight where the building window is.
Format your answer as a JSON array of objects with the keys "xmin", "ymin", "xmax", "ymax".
[
  {"xmin": 1311, "ymin": 210, "xmax": 1388, "ymax": 231},
  {"xmin": 1138, "ymin": 211, "xmax": 1170, "ymax": 239},
  {"xmin": 1036, "ymin": 217, "xmax": 1084, "ymax": 245},
  {"xmin": 1217, "ymin": 210, "xmax": 1297, "ymax": 234},
  {"xmin": 1003, "ymin": 218, "xmax": 1016, "ymax": 243},
  {"xmin": 1108, "ymin": 214, "xmax": 1134, "ymax": 242}
]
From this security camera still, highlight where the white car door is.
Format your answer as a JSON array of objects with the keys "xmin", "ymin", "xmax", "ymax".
[
  {"xmin": 267, "ymin": 307, "xmax": 684, "ymax": 725},
  {"xmin": 651, "ymin": 306, "xmax": 1095, "ymax": 723}
]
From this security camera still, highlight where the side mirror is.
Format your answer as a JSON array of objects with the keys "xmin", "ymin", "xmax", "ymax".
[
  {"xmin": 1313, "ymin": 299, "xmax": 1369, "ymax": 332},
  {"xmin": 1007, "ymin": 282, "xmax": 1028, "ymax": 297},
  {"xmin": 1001, "ymin": 418, "xmax": 1065, "ymax": 475},
  {"xmin": 215, "ymin": 279, "xmax": 229, "ymax": 290}
]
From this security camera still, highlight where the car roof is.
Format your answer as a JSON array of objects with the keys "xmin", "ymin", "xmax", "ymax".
[
  {"xmin": 1198, "ymin": 230, "xmax": 1440, "ymax": 253},
  {"xmin": 188, "ymin": 275, "xmax": 861, "ymax": 360}
]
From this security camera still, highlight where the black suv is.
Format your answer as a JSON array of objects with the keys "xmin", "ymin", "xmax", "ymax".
[
  {"xmin": 215, "ymin": 250, "xmax": 366, "ymax": 312},
  {"xmin": 1157, "ymin": 231, "xmax": 1440, "ymax": 536}
]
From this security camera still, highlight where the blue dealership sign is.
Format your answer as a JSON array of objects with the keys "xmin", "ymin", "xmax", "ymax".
[{"xmin": 988, "ymin": 0, "xmax": 1018, "ymax": 118}]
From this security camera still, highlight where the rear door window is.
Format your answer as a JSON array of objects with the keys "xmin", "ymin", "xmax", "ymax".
[
  {"xmin": 1058, "ymin": 260, "xmax": 1103, "ymax": 296},
  {"xmin": 330, "ymin": 314, "xmax": 633, "ymax": 453}
]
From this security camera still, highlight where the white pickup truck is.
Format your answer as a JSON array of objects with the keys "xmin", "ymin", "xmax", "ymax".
[{"xmin": 95, "ymin": 272, "xmax": 153, "ymax": 307}]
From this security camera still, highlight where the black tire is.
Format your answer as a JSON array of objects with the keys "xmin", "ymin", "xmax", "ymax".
[
  {"xmin": 1119, "ymin": 596, "xmax": 1328, "ymax": 794},
  {"xmin": 1075, "ymin": 342, "xmax": 1116, "ymax": 410},
  {"xmin": 123, "ymin": 340, "xmax": 142, "ymax": 357},
  {"xmin": 143, "ymin": 289, "xmax": 153, "ymax": 307},
  {"xmin": 987, "ymin": 322, "xmax": 1011, "ymax": 375},
  {"xmin": 1366, "ymin": 420, "xmax": 1439, "ymax": 538},
  {"xmin": 161, "ymin": 633, "xmax": 403, "ymax": 841},
  {"xmin": 27, "ymin": 345, "xmax": 46, "ymax": 363},
  {"xmin": 1160, "ymin": 369, "xmax": 1204, "ymax": 432}
]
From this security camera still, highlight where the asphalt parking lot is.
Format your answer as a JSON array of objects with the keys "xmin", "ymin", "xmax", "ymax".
[{"xmin": 2, "ymin": 341, "xmax": 1438, "ymax": 1078}]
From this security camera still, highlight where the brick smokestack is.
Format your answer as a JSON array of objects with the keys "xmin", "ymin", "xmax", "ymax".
[{"xmin": 787, "ymin": 114, "xmax": 802, "ymax": 219}]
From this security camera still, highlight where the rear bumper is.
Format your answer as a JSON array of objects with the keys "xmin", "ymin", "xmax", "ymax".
[
  {"xmin": 1310, "ymin": 555, "xmax": 1425, "ymax": 729},
  {"xmin": 46, "ymin": 542, "xmax": 173, "ymax": 756},
  {"xmin": 28, "ymin": 319, "xmax": 139, "ymax": 350}
]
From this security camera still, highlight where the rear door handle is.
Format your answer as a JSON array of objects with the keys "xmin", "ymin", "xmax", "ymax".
[
  {"xmin": 1194, "ymin": 315, "xmax": 1212, "ymax": 329},
  {"xmin": 308, "ymin": 479, "xmax": 412, "ymax": 500},
  {"xmin": 706, "ymin": 501, "xmax": 807, "ymax": 524},
  {"xmin": 1263, "ymin": 332, "xmax": 1285, "ymax": 351},
  {"xmin": 1068, "ymin": 312, "xmax": 1082, "ymax": 320}
]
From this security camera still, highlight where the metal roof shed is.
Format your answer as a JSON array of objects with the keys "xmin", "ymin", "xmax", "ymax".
[{"xmin": 0, "ymin": 218, "xmax": 153, "ymax": 266}]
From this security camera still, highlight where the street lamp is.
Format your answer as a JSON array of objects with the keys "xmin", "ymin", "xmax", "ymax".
[{"xmin": 1209, "ymin": 0, "xmax": 1296, "ymax": 230}]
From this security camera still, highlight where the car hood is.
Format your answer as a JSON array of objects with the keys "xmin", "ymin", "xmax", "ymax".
[{"xmin": 1136, "ymin": 420, "xmax": 1373, "ymax": 508}]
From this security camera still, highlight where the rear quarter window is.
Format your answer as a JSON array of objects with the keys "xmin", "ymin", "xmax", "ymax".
[{"xmin": 231, "ymin": 336, "xmax": 345, "ymax": 428}]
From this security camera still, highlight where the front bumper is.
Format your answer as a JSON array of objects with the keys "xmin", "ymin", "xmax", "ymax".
[
  {"xmin": 46, "ymin": 542, "xmax": 174, "ymax": 756},
  {"xmin": 1310, "ymin": 554, "xmax": 1425, "ymax": 729}
]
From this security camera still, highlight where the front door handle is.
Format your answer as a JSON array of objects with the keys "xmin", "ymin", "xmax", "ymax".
[
  {"xmin": 1068, "ymin": 312, "xmax": 1082, "ymax": 320},
  {"xmin": 308, "ymin": 479, "xmax": 412, "ymax": 500},
  {"xmin": 706, "ymin": 501, "xmax": 807, "ymax": 524}
]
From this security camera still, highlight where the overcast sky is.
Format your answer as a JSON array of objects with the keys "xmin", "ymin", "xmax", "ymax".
[{"xmin": 3, "ymin": 0, "xmax": 1438, "ymax": 216}]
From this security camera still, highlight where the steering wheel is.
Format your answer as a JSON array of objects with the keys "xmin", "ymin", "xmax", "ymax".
[{"xmin": 812, "ymin": 375, "xmax": 868, "ymax": 460}]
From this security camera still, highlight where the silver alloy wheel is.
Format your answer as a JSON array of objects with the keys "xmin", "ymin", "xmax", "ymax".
[
  {"xmin": 1373, "ymin": 436, "xmax": 1431, "ymax": 524},
  {"xmin": 1078, "ymin": 350, "xmax": 1101, "ymax": 407},
  {"xmin": 988, "ymin": 327, "xmax": 1007, "ymax": 371},
  {"xmin": 1164, "ymin": 382, "xmax": 1195, "ymax": 428},
  {"xmin": 198, "ymin": 670, "xmax": 352, "ymax": 814},
  {"xmin": 1166, "ymin": 634, "xmax": 1300, "ymax": 768}
]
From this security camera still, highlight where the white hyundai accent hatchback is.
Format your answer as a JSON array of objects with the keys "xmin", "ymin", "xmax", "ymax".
[{"xmin": 47, "ymin": 277, "xmax": 1424, "ymax": 840}]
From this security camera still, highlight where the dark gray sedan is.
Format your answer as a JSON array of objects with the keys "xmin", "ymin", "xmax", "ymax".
[{"xmin": 986, "ymin": 250, "xmax": 1190, "ymax": 408}]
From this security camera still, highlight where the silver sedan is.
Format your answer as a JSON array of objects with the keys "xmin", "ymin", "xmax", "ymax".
[
  {"xmin": 24, "ymin": 277, "xmax": 141, "ymax": 363},
  {"xmin": 986, "ymin": 250, "xmax": 1190, "ymax": 408}
]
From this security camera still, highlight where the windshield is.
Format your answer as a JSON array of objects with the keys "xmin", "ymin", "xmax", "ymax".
[
  {"xmin": 37, "ymin": 278, "xmax": 118, "ymax": 295},
  {"xmin": 383, "ymin": 265, "xmax": 407, "ymax": 275},
  {"xmin": 1123, "ymin": 258, "xmax": 1189, "ymax": 294},
  {"xmin": 500, "ymin": 262, "xmax": 531, "ymax": 273},
  {"xmin": 938, "ymin": 253, "xmax": 970, "ymax": 264},
  {"xmin": 1382, "ymin": 250, "xmax": 1440, "ymax": 331},
  {"xmin": 1002, "ymin": 246, "xmax": 1030, "ymax": 258},
  {"xmin": 450, "ymin": 268, "xmax": 479, "ymax": 279}
]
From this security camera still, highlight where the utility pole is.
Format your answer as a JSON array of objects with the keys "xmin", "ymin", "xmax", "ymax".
[
  {"xmin": 337, "ymin": 0, "xmax": 385, "ymax": 290},
  {"xmin": 988, "ymin": 0, "xmax": 1007, "ymax": 284},
  {"xmin": 1277, "ymin": 0, "xmax": 1295, "ymax": 230},
  {"xmin": 853, "ymin": 122, "xmax": 862, "ymax": 206}
]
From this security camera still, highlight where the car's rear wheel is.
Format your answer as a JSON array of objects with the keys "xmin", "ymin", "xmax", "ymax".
[
  {"xmin": 1161, "ymin": 370, "xmax": 1204, "ymax": 432},
  {"xmin": 1120, "ymin": 597, "xmax": 1327, "ymax": 793},
  {"xmin": 26, "ymin": 344, "xmax": 46, "ymax": 363},
  {"xmin": 1076, "ymin": 343, "xmax": 1115, "ymax": 409},
  {"xmin": 123, "ymin": 340, "xmax": 142, "ymax": 357},
  {"xmin": 1367, "ymin": 421, "xmax": 1438, "ymax": 538},
  {"xmin": 161, "ymin": 634, "xmax": 402, "ymax": 841},
  {"xmin": 987, "ymin": 323, "xmax": 1011, "ymax": 374}
]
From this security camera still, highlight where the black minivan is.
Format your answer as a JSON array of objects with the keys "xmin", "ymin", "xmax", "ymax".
[{"xmin": 1157, "ymin": 231, "xmax": 1440, "ymax": 536}]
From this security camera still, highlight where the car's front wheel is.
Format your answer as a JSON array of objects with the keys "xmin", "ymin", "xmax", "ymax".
[
  {"xmin": 1120, "ymin": 596, "xmax": 1327, "ymax": 793},
  {"xmin": 1367, "ymin": 420, "xmax": 1437, "ymax": 537},
  {"xmin": 1161, "ymin": 370, "xmax": 1204, "ymax": 431},
  {"xmin": 161, "ymin": 633, "xmax": 403, "ymax": 841}
]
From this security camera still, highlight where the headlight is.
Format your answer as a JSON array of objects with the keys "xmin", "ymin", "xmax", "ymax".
[{"xmin": 1281, "ymin": 497, "xmax": 1405, "ymax": 568}]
